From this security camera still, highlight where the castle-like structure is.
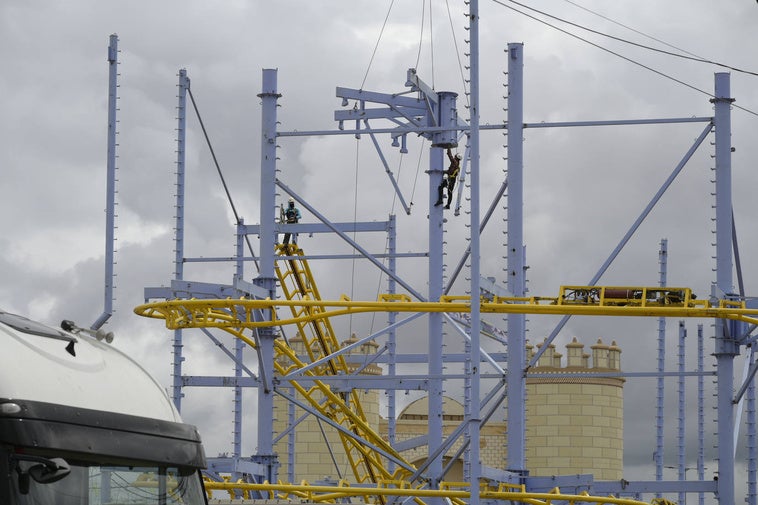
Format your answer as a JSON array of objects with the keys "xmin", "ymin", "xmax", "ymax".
[
  {"xmin": 274, "ymin": 336, "xmax": 623, "ymax": 483},
  {"xmin": 524, "ymin": 337, "xmax": 624, "ymax": 480}
]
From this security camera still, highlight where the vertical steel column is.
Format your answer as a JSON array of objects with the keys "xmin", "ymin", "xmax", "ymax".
[
  {"xmin": 174, "ymin": 70, "xmax": 188, "ymax": 299},
  {"xmin": 748, "ymin": 347, "xmax": 757, "ymax": 505},
  {"xmin": 99, "ymin": 38, "xmax": 119, "ymax": 500},
  {"xmin": 233, "ymin": 221, "xmax": 245, "ymax": 483},
  {"xmin": 171, "ymin": 68, "xmax": 189, "ymax": 411},
  {"xmin": 712, "ymin": 72, "xmax": 736, "ymax": 505},
  {"xmin": 655, "ymin": 239, "xmax": 667, "ymax": 491},
  {"xmin": 463, "ymin": 317, "xmax": 472, "ymax": 484},
  {"xmin": 468, "ymin": 2, "xmax": 483, "ymax": 502},
  {"xmin": 697, "ymin": 324, "xmax": 705, "ymax": 505},
  {"xmin": 93, "ymin": 33, "xmax": 119, "ymax": 331},
  {"xmin": 677, "ymin": 321, "xmax": 686, "ymax": 505},
  {"xmin": 253, "ymin": 69, "xmax": 282, "ymax": 481},
  {"xmin": 387, "ymin": 214, "xmax": 398, "ymax": 475},
  {"xmin": 428, "ymin": 145, "xmax": 445, "ymax": 492},
  {"xmin": 505, "ymin": 42, "xmax": 526, "ymax": 476}
]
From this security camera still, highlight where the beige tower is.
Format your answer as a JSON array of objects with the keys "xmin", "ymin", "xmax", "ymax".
[
  {"xmin": 273, "ymin": 334, "xmax": 381, "ymax": 484},
  {"xmin": 525, "ymin": 337, "xmax": 624, "ymax": 480}
]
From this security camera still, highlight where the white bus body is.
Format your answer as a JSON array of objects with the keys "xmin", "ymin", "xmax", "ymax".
[{"xmin": 0, "ymin": 310, "xmax": 207, "ymax": 504}]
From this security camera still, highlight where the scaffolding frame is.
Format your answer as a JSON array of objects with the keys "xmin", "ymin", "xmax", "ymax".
[{"xmin": 110, "ymin": 4, "xmax": 755, "ymax": 503}]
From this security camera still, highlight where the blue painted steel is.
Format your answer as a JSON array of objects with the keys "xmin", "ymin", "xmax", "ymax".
[
  {"xmin": 505, "ymin": 42, "xmax": 526, "ymax": 477},
  {"xmin": 467, "ymin": 5, "xmax": 482, "ymax": 504},
  {"xmin": 175, "ymin": 70, "xmax": 189, "ymax": 283},
  {"xmin": 335, "ymin": 71, "xmax": 464, "ymax": 165},
  {"xmin": 428, "ymin": 145, "xmax": 445, "ymax": 493},
  {"xmin": 677, "ymin": 321, "xmax": 686, "ymax": 505},
  {"xmin": 655, "ymin": 239, "xmax": 667, "ymax": 492},
  {"xmin": 520, "ymin": 117, "xmax": 712, "ymax": 129},
  {"xmin": 92, "ymin": 34, "xmax": 118, "ymax": 331},
  {"xmin": 275, "ymin": 118, "xmax": 717, "ymax": 159},
  {"xmin": 253, "ymin": 68, "xmax": 282, "ymax": 482},
  {"xmin": 171, "ymin": 69, "xmax": 189, "ymax": 412},
  {"xmin": 451, "ymin": 143, "xmax": 470, "ymax": 214},
  {"xmin": 463, "ymin": 306, "xmax": 473, "ymax": 485},
  {"xmin": 593, "ymin": 480, "xmax": 718, "ymax": 495},
  {"xmin": 697, "ymin": 324, "xmax": 705, "ymax": 505},
  {"xmin": 734, "ymin": 345, "xmax": 758, "ymax": 505},
  {"xmin": 245, "ymin": 220, "xmax": 392, "ymax": 235},
  {"xmin": 145, "ymin": 280, "xmax": 265, "ymax": 300},
  {"xmin": 233, "ymin": 222, "xmax": 245, "ymax": 485},
  {"xmin": 713, "ymin": 72, "xmax": 737, "ymax": 505},
  {"xmin": 387, "ymin": 214, "xmax": 398, "ymax": 475},
  {"xmin": 182, "ymin": 376, "xmax": 257, "ymax": 387},
  {"xmin": 277, "ymin": 116, "xmax": 712, "ymax": 139},
  {"xmin": 748, "ymin": 347, "xmax": 756, "ymax": 505},
  {"xmin": 365, "ymin": 125, "xmax": 412, "ymax": 214},
  {"xmin": 435, "ymin": 91, "xmax": 459, "ymax": 148}
]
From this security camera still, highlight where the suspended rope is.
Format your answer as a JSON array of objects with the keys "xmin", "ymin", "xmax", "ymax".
[
  {"xmin": 445, "ymin": 0, "xmax": 470, "ymax": 109},
  {"xmin": 429, "ymin": 0, "xmax": 435, "ymax": 89},
  {"xmin": 414, "ymin": 0, "xmax": 436, "ymax": 88},
  {"xmin": 414, "ymin": 0, "xmax": 426, "ymax": 71},
  {"xmin": 349, "ymin": 138, "xmax": 361, "ymax": 336},
  {"xmin": 187, "ymin": 88, "xmax": 260, "ymax": 273},
  {"xmin": 360, "ymin": 0, "xmax": 396, "ymax": 90}
]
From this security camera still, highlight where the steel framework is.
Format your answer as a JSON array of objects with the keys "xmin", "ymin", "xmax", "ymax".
[{"xmin": 108, "ymin": 4, "xmax": 756, "ymax": 504}]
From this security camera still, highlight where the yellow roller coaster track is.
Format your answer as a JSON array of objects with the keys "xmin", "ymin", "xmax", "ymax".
[
  {"xmin": 135, "ymin": 283, "xmax": 758, "ymax": 331},
  {"xmin": 202, "ymin": 479, "xmax": 653, "ymax": 505},
  {"xmin": 134, "ymin": 247, "xmax": 730, "ymax": 505}
]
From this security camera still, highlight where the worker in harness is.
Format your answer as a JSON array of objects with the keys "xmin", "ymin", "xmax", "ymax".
[
  {"xmin": 282, "ymin": 197, "xmax": 301, "ymax": 245},
  {"xmin": 435, "ymin": 148, "xmax": 461, "ymax": 209}
]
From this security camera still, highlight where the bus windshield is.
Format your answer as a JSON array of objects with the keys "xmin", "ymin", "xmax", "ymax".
[{"xmin": 9, "ymin": 461, "xmax": 207, "ymax": 505}]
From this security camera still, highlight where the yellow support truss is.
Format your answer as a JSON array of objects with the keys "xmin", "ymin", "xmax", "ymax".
[{"xmin": 272, "ymin": 243, "xmax": 418, "ymax": 491}]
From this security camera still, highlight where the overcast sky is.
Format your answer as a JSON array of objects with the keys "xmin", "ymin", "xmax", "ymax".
[{"xmin": 2, "ymin": 0, "xmax": 758, "ymax": 496}]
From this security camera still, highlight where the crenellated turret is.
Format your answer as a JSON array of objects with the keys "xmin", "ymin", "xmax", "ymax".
[{"xmin": 525, "ymin": 337, "xmax": 625, "ymax": 480}]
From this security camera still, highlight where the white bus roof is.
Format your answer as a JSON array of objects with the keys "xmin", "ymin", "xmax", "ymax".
[{"xmin": 0, "ymin": 311, "xmax": 181, "ymax": 423}]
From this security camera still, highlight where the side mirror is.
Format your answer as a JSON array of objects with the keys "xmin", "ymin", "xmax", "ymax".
[
  {"xmin": 15, "ymin": 456, "xmax": 71, "ymax": 494},
  {"xmin": 28, "ymin": 458, "xmax": 71, "ymax": 484}
]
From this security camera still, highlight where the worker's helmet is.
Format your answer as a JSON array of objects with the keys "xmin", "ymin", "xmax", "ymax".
[
  {"xmin": 455, "ymin": 153, "xmax": 462, "ymax": 160},
  {"xmin": 288, "ymin": 197, "xmax": 295, "ymax": 204}
]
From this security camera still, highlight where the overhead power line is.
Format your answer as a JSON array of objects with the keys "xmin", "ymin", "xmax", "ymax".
[
  {"xmin": 507, "ymin": 0, "xmax": 758, "ymax": 77},
  {"xmin": 490, "ymin": 0, "xmax": 758, "ymax": 117},
  {"xmin": 560, "ymin": 0, "xmax": 703, "ymax": 60}
]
